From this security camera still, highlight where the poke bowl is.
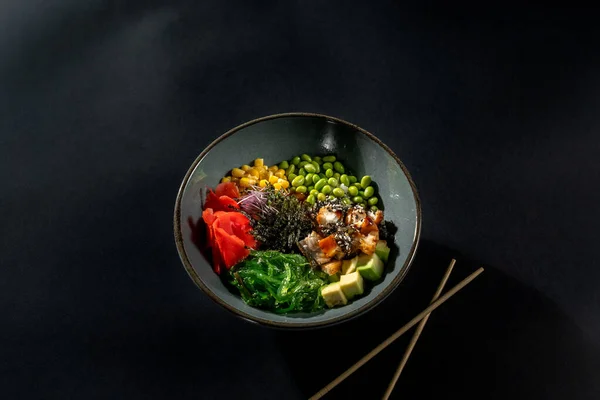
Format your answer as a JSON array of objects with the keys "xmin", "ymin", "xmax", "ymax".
[{"xmin": 174, "ymin": 113, "xmax": 421, "ymax": 329}]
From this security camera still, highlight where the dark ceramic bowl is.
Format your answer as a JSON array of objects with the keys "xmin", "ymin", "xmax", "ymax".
[{"xmin": 174, "ymin": 113, "xmax": 421, "ymax": 329}]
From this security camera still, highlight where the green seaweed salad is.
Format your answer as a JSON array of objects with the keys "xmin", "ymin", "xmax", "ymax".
[{"xmin": 229, "ymin": 251, "xmax": 329, "ymax": 313}]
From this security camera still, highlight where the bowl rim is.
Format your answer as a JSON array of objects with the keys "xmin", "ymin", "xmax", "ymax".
[{"xmin": 173, "ymin": 112, "xmax": 422, "ymax": 329}]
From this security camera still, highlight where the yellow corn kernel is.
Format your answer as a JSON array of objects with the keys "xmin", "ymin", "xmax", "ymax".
[
  {"xmin": 267, "ymin": 170, "xmax": 273, "ymax": 178},
  {"xmin": 259, "ymin": 179, "xmax": 268, "ymax": 187},
  {"xmin": 241, "ymin": 164, "xmax": 251, "ymax": 171},
  {"xmin": 239, "ymin": 177, "xmax": 251, "ymax": 187},
  {"xmin": 269, "ymin": 175, "xmax": 279, "ymax": 184},
  {"xmin": 261, "ymin": 165, "xmax": 269, "ymax": 172},
  {"xmin": 231, "ymin": 177, "xmax": 239, "ymax": 183},
  {"xmin": 259, "ymin": 170, "xmax": 269, "ymax": 180},
  {"xmin": 247, "ymin": 168, "xmax": 260, "ymax": 178},
  {"xmin": 240, "ymin": 177, "xmax": 256, "ymax": 187},
  {"xmin": 231, "ymin": 168, "xmax": 245, "ymax": 178},
  {"xmin": 275, "ymin": 169, "xmax": 286, "ymax": 178},
  {"xmin": 254, "ymin": 158, "xmax": 264, "ymax": 167},
  {"xmin": 273, "ymin": 182, "xmax": 282, "ymax": 190},
  {"xmin": 280, "ymin": 179, "xmax": 290, "ymax": 189},
  {"xmin": 221, "ymin": 176, "xmax": 231, "ymax": 183},
  {"xmin": 269, "ymin": 165, "xmax": 279, "ymax": 172}
]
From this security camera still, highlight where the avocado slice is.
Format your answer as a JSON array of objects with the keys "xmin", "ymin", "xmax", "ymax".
[
  {"xmin": 339, "ymin": 271, "xmax": 364, "ymax": 299},
  {"xmin": 357, "ymin": 253, "xmax": 384, "ymax": 281},
  {"xmin": 328, "ymin": 273, "xmax": 340, "ymax": 283},
  {"xmin": 342, "ymin": 256, "xmax": 359, "ymax": 275},
  {"xmin": 375, "ymin": 240, "xmax": 390, "ymax": 263},
  {"xmin": 320, "ymin": 282, "xmax": 348, "ymax": 308}
]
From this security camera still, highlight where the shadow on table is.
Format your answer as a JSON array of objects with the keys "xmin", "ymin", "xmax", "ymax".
[{"xmin": 274, "ymin": 240, "xmax": 600, "ymax": 400}]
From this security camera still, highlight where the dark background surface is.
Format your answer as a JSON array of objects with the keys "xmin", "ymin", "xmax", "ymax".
[{"xmin": 2, "ymin": 1, "xmax": 599, "ymax": 399}]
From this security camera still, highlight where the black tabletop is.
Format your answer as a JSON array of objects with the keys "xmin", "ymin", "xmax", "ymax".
[{"xmin": 2, "ymin": 1, "xmax": 600, "ymax": 399}]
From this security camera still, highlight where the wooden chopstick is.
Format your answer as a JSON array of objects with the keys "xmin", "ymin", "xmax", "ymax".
[
  {"xmin": 381, "ymin": 259, "xmax": 456, "ymax": 400},
  {"xmin": 309, "ymin": 266, "xmax": 484, "ymax": 400}
]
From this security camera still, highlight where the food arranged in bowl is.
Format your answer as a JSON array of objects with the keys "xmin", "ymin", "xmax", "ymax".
[
  {"xmin": 175, "ymin": 113, "xmax": 421, "ymax": 328},
  {"xmin": 199, "ymin": 153, "xmax": 393, "ymax": 314}
]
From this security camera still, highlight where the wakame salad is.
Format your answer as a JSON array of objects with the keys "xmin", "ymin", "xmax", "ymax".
[{"xmin": 199, "ymin": 154, "xmax": 392, "ymax": 314}]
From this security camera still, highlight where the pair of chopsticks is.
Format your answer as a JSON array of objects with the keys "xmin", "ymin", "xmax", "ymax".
[{"xmin": 310, "ymin": 260, "xmax": 484, "ymax": 400}]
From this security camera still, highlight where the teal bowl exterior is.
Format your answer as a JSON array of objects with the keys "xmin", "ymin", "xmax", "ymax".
[{"xmin": 174, "ymin": 113, "xmax": 421, "ymax": 329}]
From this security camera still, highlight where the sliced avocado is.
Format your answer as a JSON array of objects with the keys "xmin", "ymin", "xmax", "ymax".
[
  {"xmin": 320, "ymin": 282, "xmax": 348, "ymax": 308},
  {"xmin": 328, "ymin": 273, "xmax": 340, "ymax": 283},
  {"xmin": 339, "ymin": 271, "xmax": 364, "ymax": 299},
  {"xmin": 342, "ymin": 256, "xmax": 359, "ymax": 275},
  {"xmin": 357, "ymin": 253, "xmax": 384, "ymax": 281},
  {"xmin": 375, "ymin": 240, "xmax": 390, "ymax": 263}
]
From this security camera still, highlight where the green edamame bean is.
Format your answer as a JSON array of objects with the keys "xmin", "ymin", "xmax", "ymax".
[
  {"xmin": 291, "ymin": 156, "xmax": 301, "ymax": 165},
  {"xmin": 278, "ymin": 160, "xmax": 289, "ymax": 169},
  {"xmin": 348, "ymin": 186, "xmax": 359, "ymax": 196},
  {"xmin": 317, "ymin": 193, "xmax": 327, "ymax": 202},
  {"xmin": 358, "ymin": 190, "xmax": 365, "ymax": 197},
  {"xmin": 313, "ymin": 156, "xmax": 322, "ymax": 164},
  {"xmin": 327, "ymin": 177, "xmax": 339, "ymax": 187},
  {"xmin": 333, "ymin": 161, "xmax": 345, "ymax": 174},
  {"xmin": 306, "ymin": 194, "xmax": 316, "ymax": 205},
  {"xmin": 368, "ymin": 197, "xmax": 379, "ymax": 206},
  {"xmin": 328, "ymin": 195, "xmax": 336, "ymax": 201},
  {"xmin": 342, "ymin": 197, "xmax": 352, "ymax": 205},
  {"xmin": 296, "ymin": 185, "xmax": 307, "ymax": 193},
  {"xmin": 298, "ymin": 168, "xmax": 306, "ymax": 176},
  {"xmin": 332, "ymin": 188, "xmax": 345, "ymax": 197},
  {"xmin": 363, "ymin": 186, "xmax": 375, "ymax": 198},
  {"xmin": 310, "ymin": 189, "xmax": 319, "ymax": 196},
  {"xmin": 321, "ymin": 185, "xmax": 332, "ymax": 195},
  {"xmin": 286, "ymin": 164, "xmax": 296, "ymax": 175},
  {"xmin": 360, "ymin": 175, "xmax": 372, "ymax": 189},
  {"xmin": 298, "ymin": 161, "xmax": 309, "ymax": 168},
  {"xmin": 340, "ymin": 174, "xmax": 350, "ymax": 186},
  {"xmin": 301, "ymin": 154, "xmax": 312, "ymax": 162},
  {"xmin": 314, "ymin": 178, "xmax": 327, "ymax": 191},
  {"xmin": 310, "ymin": 161, "xmax": 321, "ymax": 173},
  {"xmin": 291, "ymin": 175, "xmax": 305, "ymax": 187},
  {"xmin": 333, "ymin": 172, "xmax": 340, "ymax": 179},
  {"xmin": 288, "ymin": 173, "xmax": 297, "ymax": 181},
  {"xmin": 322, "ymin": 155, "xmax": 336, "ymax": 162},
  {"xmin": 352, "ymin": 196, "xmax": 363, "ymax": 204},
  {"xmin": 307, "ymin": 185, "xmax": 314, "ymax": 191},
  {"xmin": 325, "ymin": 169, "xmax": 334, "ymax": 178},
  {"xmin": 349, "ymin": 176, "xmax": 358, "ymax": 184},
  {"xmin": 370, "ymin": 205, "xmax": 379, "ymax": 211},
  {"xmin": 322, "ymin": 162, "xmax": 333, "ymax": 171},
  {"xmin": 304, "ymin": 163, "xmax": 317, "ymax": 173},
  {"xmin": 305, "ymin": 173, "xmax": 314, "ymax": 184}
]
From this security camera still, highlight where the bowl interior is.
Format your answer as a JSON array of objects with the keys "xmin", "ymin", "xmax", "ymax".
[{"xmin": 175, "ymin": 114, "xmax": 420, "ymax": 328}]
